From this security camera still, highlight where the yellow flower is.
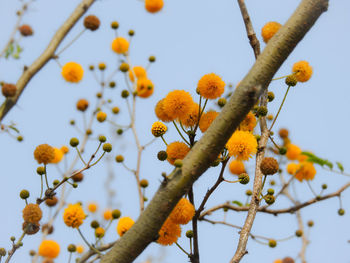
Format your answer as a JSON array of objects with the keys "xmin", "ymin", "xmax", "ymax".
[
  {"xmin": 103, "ymin": 209, "xmax": 113, "ymax": 220},
  {"xmin": 128, "ymin": 66, "xmax": 147, "ymax": 82},
  {"xmin": 155, "ymin": 99, "xmax": 172, "ymax": 122},
  {"xmin": 292, "ymin": 61, "xmax": 313, "ymax": 82},
  {"xmin": 95, "ymin": 227, "xmax": 105, "ymax": 238},
  {"xmin": 151, "ymin": 121, "xmax": 167, "ymax": 137},
  {"xmin": 239, "ymin": 112, "xmax": 256, "ymax": 132},
  {"xmin": 199, "ymin": 111, "xmax": 219, "ymax": 133},
  {"xmin": 157, "ymin": 218, "xmax": 181, "ymax": 246},
  {"xmin": 76, "ymin": 99, "xmax": 89, "ymax": 112},
  {"xmin": 162, "ymin": 90, "xmax": 194, "ymax": 121},
  {"xmin": 166, "ymin": 142, "xmax": 190, "ymax": 165},
  {"xmin": 61, "ymin": 145, "xmax": 69, "ymax": 154},
  {"xmin": 38, "ymin": 240, "xmax": 60, "ymax": 259},
  {"xmin": 50, "ymin": 147, "xmax": 64, "ymax": 164},
  {"xmin": 136, "ymin": 78, "xmax": 154, "ymax": 98},
  {"xmin": 273, "ymin": 260, "xmax": 283, "ymax": 263},
  {"xmin": 294, "ymin": 162, "xmax": 316, "ymax": 182},
  {"xmin": 34, "ymin": 144, "xmax": 55, "ymax": 164},
  {"xmin": 226, "ymin": 131, "xmax": 257, "ymax": 161},
  {"xmin": 197, "ymin": 73, "xmax": 225, "ymax": 99},
  {"xmin": 169, "ymin": 198, "xmax": 195, "ymax": 225},
  {"xmin": 63, "ymin": 204, "xmax": 86, "ymax": 228},
  {"xmin": 61, "ymin": 62, "xmax": 84, "ymax": 83},
  {"xmin": 96, "ymin": 111, "xmax": 107, "ymax": 122},
  {"xmin": 229, "ymin": 160, "xmax": 245, "ymax": 175},
  {"xmin": 179, "ymin": 103, "xmax": 200, "ymax": 128},
  {"xmin": 117, "ymin": 217, "xmax": 134, "ymax": 237},
  {"xmin": 145, "ymin": 0, "xmax": 164, "ymax": 13},
  {"xmin": 286, "ymin": 144, "xmax": 301, "ymax": 160},
  {"xmin": 261, "ymin": 21, "xmax": 282, "ymax": 43},
  {"xmin": 111, "ymin": 37, "xmax": 129, "ymax": 54},
  {"xmin": 76, "ymin": 245, "xmax": 84, "ymax": 254},
  {"xmin": 286, "ymin": 162, "xmax": 298, "ymax": 175},
  {"xmin": 87, "ymin": 202, "xmax": 98, "ymax": 213}
]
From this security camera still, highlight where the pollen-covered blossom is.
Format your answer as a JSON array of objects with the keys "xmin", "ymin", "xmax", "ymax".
[
  {"xmin": 166, "ymin": 141, "xmax": 190, "ymax": 165},
  {"xmin": 117, "ymin": 217, "xmax": 134, "ymax": 237},
  {"xmin": 169, "ymin": 198, "xmax": 195, "ymax": 225},
  {"xmin": 197, "ymin": 73, "xmax": 225, "ymax": 99},
  {"xmin": 292, "ymin": 61, "xmax": 313, "ymax": 82},
  {"xmin": 162, "ymin": 90, "xmax": 194, "ymax": 121},
  {"xmin": 261, "ymin": 21, "xmax": 282, "ymax": 43},
  {"xmin": 111, "ymin": 37, "xmax": 129, "ymax": 54},
  {"xmin": 226, "ymin": 131, "xmax": 257, "ymax": 161},
  {"xmin": 61, "ymin": 62, "xmax": 84, "ymax": 83},
  {"xmin": 157, "ymin": 218, "xmax": 181, "ymax": 246},
  {"xmin": 199, "ymin": 111, "xmax": 219, "ymax": 133},
  {"xmin": 229, "ymin": 160, "xmax": 245, "ymax": 175},
  {"xmin": 63, "ymin": 203, "xmax": 86, "ymax": 228},
  {"xmin": 38, "ymin": 240, "xmax": 60, "ymax": 259}
]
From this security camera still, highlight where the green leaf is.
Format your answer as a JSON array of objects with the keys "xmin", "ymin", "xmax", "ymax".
[
  {"xmin": 336, "ymin": 162, "xmax": 344, "ymax": 173},
  {"xmin": 301, "ymin": 151, "xmax": 333, "ymax": 169},
  {"xmin": 232, "ymin": 200, "xmax": 243, "ymax": 207}
]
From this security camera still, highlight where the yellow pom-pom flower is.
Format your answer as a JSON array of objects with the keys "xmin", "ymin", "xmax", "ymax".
[
  {"xmin": 136, "ymin": 78, "xmax": 154, "ymax": 98},
  {"xmin": 50, "ymin": 147, "xmax": 64, "ymax": 164},
  {"xmin": 129, "ymin": 66, "xmax": 147, "ymax": 82},
  {"xmin": 179, "ymin": 103, "xmax": 200, "ymax": 127},
  {"xmin": 286, "ymin": 144, "xmax": 301, "ymax": 161},
  {"xmin": 151, "ymin": 121, "xmax": 167, "ymax": 137},
  {"xmin": 95, "ymin": 227, "xmax": 105, "ymax": 238},
  {"xmin": 61, "ymin": 62, "xmax": 84, "ymax": 83},
  {"xmin": 103, "ymin": 209, "xmax": 112, "ymax": 220},
  {"xmin": 155, "ymin": 99, "xmax": 173, "ymax": 122},
  {"xmin": 111, "ymin": 37, "xmax": 129, "ymax": 54},
  {"xmin": 197, "ymin": 73, "xmax": 225, "ymax": 100},
  {"xmin": 226, "ymin": 131, "xmax": 257, "ymax": 161},
  {"xmin": 157, "ymin": 218, "xmax": 181, "ymax": 246},
  {"xmin": 34, "ymin": 144, "xmax": 55, "ymax": 164},
  {"xmin": 286, "ymin": 162, "xmax": 298, "ymax": 175},
  {"xmin": 261, "ymin": 21, "xmax": 282, "ymax": 43},
  {"xmin": 199, "ymin": 110, "xmax": 219, "ymax": 133},
  {"xmin": 76, "ymin": 245, "xmax": 84, "ymax": 254},
  {"xmin": 239, "ymin": 112, "xmax": 257, "ymax": 132},
  {"xmin": 169, "ymin": 198, "xmax": 195, "ymax": 225},
  {"xmin": 162, "ymin": 90, "xmax": 194, "ymax": 121},
  {"xmin": 166, "ymin": 141, "xmax": 190, "ymax": 165},
  {"xmin": 145, "ymin": 0, "xmax": 164, "ymax": 13},
  {"xmin": 292, "ymin": 61, "xmax": 313, "ymax": 82},
  {"xmin": 60, "ymin": 146, "xmax": 69, "ymax": 154},
  {"xmin": 117, "ymin": 217, "xmax": 134, "ymax": 237},
  {"xmin": 229, "ymin": 160, "xmax": 245, "ymax": 175},
  {"xmin": 38, "ymin": 240, "xmax": 60, "ymax": 259},
  {"xmin": 294, "ymin": 162, "xmax": 316, "ymax": 182},
  {"xmin": 96, "ymin": 111, "xmax": 107, "ymax": 122},
  {"xmin": 87, "ymin": 202, "xmax": 98, "ymax": 213},
  {"xmin": 63, "ymin": 203, "xmax": 86, "ymax": 228}
]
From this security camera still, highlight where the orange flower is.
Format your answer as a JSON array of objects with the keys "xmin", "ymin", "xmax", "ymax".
[
  {"xmin": 76, "ymin": 245, "xmax": 84, "ymax": 254},
  {"xmin": 286, "ymin": 144, "xmax": 301, "ymax": 160},
  {"xmin": 239, "ymin": 112, "xmax": 256, "ymax": 132},
  {"xmin": 151, "ymin": 121, "xmax": 167, "ymax": 137},
  {"xmin": 261, "ymin": 21, "xmax": 282, "ymax": 43},
  {"xmin": 199, "ymin": 111, "xmax": 219, "ymax": 132},
  {"xmin": 145, "ymin": 0, "xmax": 164, "ymax": 13},
  {"xmin": 136, "ymin": 78, "xmax": 154, "ymax": 98},
  {"xmin": 117, "ymin": 217, "xmax": 134, "ymax": 237},
  {"xmin": 157, "ymin": 218, "xmax": 181, "ymax": 246},
  {"xmin": 155, "ymin": 99, "xmax": 173, "ymax": 122},
  {"xmin": 229, "ymin": 160, "xmax": 245, "ymax": 175},
  {"xmin": 96, "ymin": 111, "xmax": 107, "ymax": 122},
  {"xmin": 128, "ymin": 66, "xmax": 147, "ymax": 82},
  {"xmin": 166, "ymin": 142, "xmax": 190, "ymax": 165},
  {"xmin": 38, "ymin": 240, "xmax": 60, "ymax": 259},
  {"xmin": 34, "ymin": 144, "xmax": 55, "ymax": 164},
  {"xmin": 294, "ymin": 162, "xmax": 316, "ymax": 182},
  {"xmin": 63, "ymin": 204, "xmax": 86, "ymax": 228},
  {"xmin": 87, "ymin": 203, "xmax": 98, "ymax": 213},
  {"xmin": 286, "ymin": 163, "xmax": 298, "ymax": 175},
  {"xmin": 61, "ymin": 62, "xmax": 84, "ymax": 83},
  {"xmin": 162, "ymin": 90, "xmax": 193, "ymax": 121},
  {"xmin": 292, "ymin": 61, "xmax": 313, "ymax": 82},
  {"xmin": 179, "ymin": 103, "xmax": 200, "ymax": 127},
  {"xmin": 103, "ymin": 209, "xmax": 113, "ymax": 220},
  {"xmin": 50, "ymin": 147, "xmax": 64, "ymax": 164},
  {"xmin": 169, "ymin": 198, "xmax": 195, "ymax": 225},
  {"xmin": 111, "ymin": 37, "xmax": 129, "ymax": 54},
  {"xmin": 23, "ymin": 203, "xmax": 42, "ymax": 224},
  {"xmin": 226, "ymin": 131, "xmax": 257, "ymax": 161},
  {"xmin": 197, "ymin": 73, "xmax": 225, "ymax": 99}
]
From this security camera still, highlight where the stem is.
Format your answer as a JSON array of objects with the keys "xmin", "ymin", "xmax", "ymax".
[
  {"xmin": 269, "ymin": 86, "xmax": 291, "ymax": 131},
  {"xmin": 56, "ymin": 29, "xmax": 86, "ymax": 56},
  {"xmin": 173, "ymin": 121, "xmax": 190, "ymax": 145},
  {"xmin": 175, "ymin": 242, "xmax": 190, "ymax": 257},
  {"xmin": 189, "ymin": 188, "xmax": 199, "ymax": 263},
  {"xmin": 78, "ymin": 228, "xmax": 101, "ymax": 255}
]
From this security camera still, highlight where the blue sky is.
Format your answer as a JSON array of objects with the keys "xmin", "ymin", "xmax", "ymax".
[{"xmin": 0, "ymin": 0, "xmax": 350, "ymax": 262}]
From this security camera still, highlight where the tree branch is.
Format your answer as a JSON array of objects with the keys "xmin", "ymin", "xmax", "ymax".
[
  {"xmin": 100, "ymin": 0, "xmax": 328, "ymax": 262},
  {"xmin": 0, "ymin": 0, "xmax": 96, "ymax": 122}
]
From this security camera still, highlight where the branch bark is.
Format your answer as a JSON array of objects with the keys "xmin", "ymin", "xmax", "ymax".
[
  {"xmin": 0, "ymin": 0, "xmax": 96, "ymax": 122},
  {"xmin": 100, "ymin": 0, "xmax": 328, "ymax": 262}
]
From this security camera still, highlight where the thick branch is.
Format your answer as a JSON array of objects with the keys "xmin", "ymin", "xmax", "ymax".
[
  {"xmin": 0, "ymin": 0, "xmax": 96, "ymax": 122},
  {"xmin": 100, "ymin": 0, "xmax": 328, "ymax": 262}
]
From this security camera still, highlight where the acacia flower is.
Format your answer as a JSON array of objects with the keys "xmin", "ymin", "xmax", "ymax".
[
  {"xmin": 286, "ymin": 163, "xmax": 298, "ymax": 175},
  {"xmin": 151, "ymin": 121, "xmax": 167, "ymax": 137},
  {"xmin": 229, "ymin": 160, "xmax": 245, "ymax": 175},
  {"xmin": 23, "ymin": 203, "xmax": 42, "ymax": 224},
  {"xmin": 87, "ymin": 202, "xmax": 98, "ymax": 213},
  {"xmin": 128, "ymin": 66, "xmax": 147, "ymax": 82},
  {"xmin": 61, "ymin": 62, "xmax": 84, "ymax": 83},
  {"xmin": 197, "ymin": 73, "xmax": 225, "ymax": 99},
  {"xmin": 96, "ymin": 111, "xmax": 107, "ymax": 122},
  {"xmin": 136, "ymin": 78, "xmax": 154, "ymax": 98},
  {"xmin": 155, "ymin": 99, "xmax": 173, "ymax": 122},
  {"xmin": 34, "ymin": 144, "xmax": 55, "ymax": 164},
  {"xmin": 286, "ymin": 144, "xmax": 301, "ymax": 160},
  {"xmin": 162, "ymin": 90, "xmax": 193, "ymax": 121},
  {"xmin": 157, "ymin": 218, "xmax": 181, "ymax": 246},
  {"xmin": 50, "ymin": 147, "xmax": 64, "ymax": 164},
  {"xmin": 63, "ymin": 204, "xmax": 86, "ymax": 228},
  {"xmin": 292, "ymin": 61, "xmax": 313, "ymax": 82},
  {"xmin": 169, "ymin": 198, "xmax": 195, "ymax": 225},
  {"xmin": 239, "ymin": 112, "xmax": 257, "ymax": 132},
  {"xmin": 117, "ymin": 217, "xmax": 134, "ymax": 237},
  {"xmin": 199, "ymin": 110, "xmax": 219, "ymax": 132},
  {"xmin": 103, "ymin": 209, "xmax": 113, "ymax": 220},
  {"xmin": 76, "ymin": 245, "xmax": 84, "ymax": 254},
  {"xmin": 111, "ymin": 37, "xmax": 129, "ymax": 54},
  {"xmin": 261, "ymin": 21, "xmax": 282, "ymax": 43},
  {"xmin": 76, "ymin": 99, "xmax": 89, "ymax": 112},
  {"xmin": 166, "ymin": 141, "xmax": 190, "ymax": 165},
  {"xmin": 38, "ymin": 240, "xmax": 60, "ymax": 259},
  {"xmin": 294, "ymin": 162, "xmax": 316, "ymax": 182},
  {"xmin": 179, "ymin": 103, "xmax": 200, "ymax": 127},
  {"xmin": 145, "ymin": 0, "xmax": 164, "ymax": 13},
  {"xmin": 226, "ymin": 131, "xmax": 257, "ymax": 161}
]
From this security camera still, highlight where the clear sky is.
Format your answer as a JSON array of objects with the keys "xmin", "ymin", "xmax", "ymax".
[{"xmin": 0, "ymin": 0, "xmax": 350, "ymax": 262}]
